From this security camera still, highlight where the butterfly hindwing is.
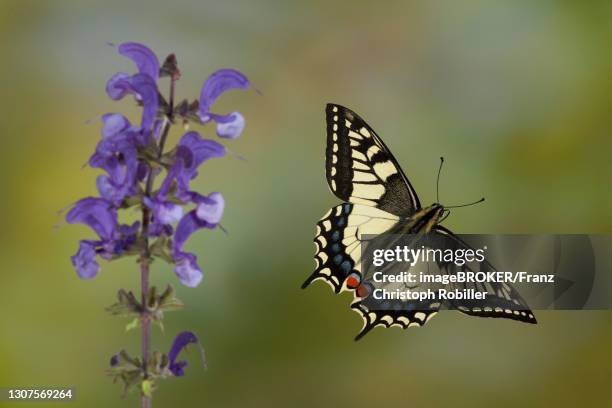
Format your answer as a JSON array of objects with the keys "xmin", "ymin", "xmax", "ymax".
[
  {"xmin": 325, "ymin": 104, "xmax": 420, "ymax": 216},
  {"xmin": 349, "ymin": 235, "xmax": 446, "ymax": 340},
  {"xmin": 349, "ymin": 227, "xmax": 536, "ymax": 340},
  {"xmin": 303, "ymin": 203, "xmax": 400, "ymax": 293}
]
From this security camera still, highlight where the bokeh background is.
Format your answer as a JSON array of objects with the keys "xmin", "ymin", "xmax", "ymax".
[{"xmin": 1, "ymin": 1, "xmax": 612, "ymax": 407}]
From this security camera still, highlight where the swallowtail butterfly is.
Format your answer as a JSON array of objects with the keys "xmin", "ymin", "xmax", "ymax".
[{"xmin": 302, "ymin": 104, "xmax": 536, "ymax": 340}]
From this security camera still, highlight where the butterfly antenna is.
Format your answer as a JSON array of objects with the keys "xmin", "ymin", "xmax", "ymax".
[
  {"xmin": 436, "ymin": 157, "xmax": 444, "ymax": 203},
  {"xmin": 439, "ymin": 209, "xmax": 451, "ymax": 223},
  {"xmin": 446, "ymin": 197, "xmax": 485, "ymax": 209}
]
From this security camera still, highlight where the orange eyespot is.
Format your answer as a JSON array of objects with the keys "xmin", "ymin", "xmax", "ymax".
[{"xmin": 346, "ymin": 273, "xmax": 360, "ymax": 289}]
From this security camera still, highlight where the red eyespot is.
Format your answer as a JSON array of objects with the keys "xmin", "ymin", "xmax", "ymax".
[
  {"xmin": 346, "ymin": 273, "xmax": 360, "ymax": 289},
  {"xmin": 356, "ymin": 284, "xmax": 370, "ymax": 298}
]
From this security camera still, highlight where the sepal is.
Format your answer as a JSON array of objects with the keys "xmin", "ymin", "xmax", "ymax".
[
  {"xmin": 149, "ymin": 236, "xmax": 174, "ymax": 263},
  {"xmin": 107, "ymin": 350, "xmax": 143, "ymax": 397},
  {"xmin": 106, "ymin": 289, "xmax": 142, "ymax": 317}
]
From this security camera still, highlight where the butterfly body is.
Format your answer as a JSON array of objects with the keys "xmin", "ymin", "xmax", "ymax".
[
  {"xmin": 397, "ymin": 203, "xmax": 445, "ymax": 235},
  {"xmin": 304, "ymin": 103, "xmax": 536, "ymax": 340}
]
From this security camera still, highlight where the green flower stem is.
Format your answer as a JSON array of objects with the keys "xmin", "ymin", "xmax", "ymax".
[{"xmin": 139, "ymin": 75, "xmax": 176, "ymax": 408}]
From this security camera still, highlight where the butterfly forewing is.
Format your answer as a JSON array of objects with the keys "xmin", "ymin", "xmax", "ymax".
[
  {"xmin": 325, "ymin": 104, "xmax": 420, "ymax": 216},
  {"xmin": 433, "ymin": 226, "xmax": 537, "ymax": 323}
]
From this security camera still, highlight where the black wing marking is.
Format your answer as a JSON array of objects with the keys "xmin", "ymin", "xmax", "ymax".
[
  {"xmin": 325, "ymin": 104, "xmax": 420, "ymax": 216},
  {"xmin": 351, "ymin": 300, "xmax": 439, "ymax": 341},
  {"xmin": 433, "ymin": 226, "xmax": 537, "ymax": 324},
  {"xmin": 302, "ymin": 203, "xmax": 400, "ymax": 293}
]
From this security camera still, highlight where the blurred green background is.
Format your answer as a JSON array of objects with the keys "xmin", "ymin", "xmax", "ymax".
[{"xmin": 1, "ymin": 0, "xmax": 612, "ymax": 407}]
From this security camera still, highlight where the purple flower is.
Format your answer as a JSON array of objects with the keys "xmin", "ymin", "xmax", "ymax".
[
  {"xmin": 143, "ymin": 196, "xmax": 183, "ymax": 237},
  {"xmin": 101, "ymin": 113, "xmax": 131, "ymax": 138},
  {"xmin": 174, "ymin": 252, "xmax": 203, "ymax": 288},
  {"xmin": 198, "ymin": 69, "xmax": 249, "ymax": 139},
  {"xmin": 168, "ymin": 331, "xmax": 199, "ymax": 376},
  {"xmin": 66, "ymin": 198, "xmax": 118, "ymax": 241},
  {"xmin": 66, "ymin": 198, "xmax": 139, "ymax": 279},
  {"xmin": 89, "ymin": 124, "xmax": 141, "ymax": 207},
  {"xmin": 106, "ymin": 73, "xmax": 159, "ymax": 132},
  {"xmin": 118, "ymin": 42, "xmax": 160, "ymax": 81},
  {"xmin": 194, "ymin": 192, "xmax": 224, "ymax": 224},
  {"xmin": 159, "ymin": 132, "xmax": 225, "ymax": 201},
  {"xmin": 145, "ymin": 197, "xmax": 183, "ymax": 225},
  {"xmin": 171, "ymin": 192, "xmax": 224, "ymax": 287},
  {"xmin": 72, "ymin": 241, "xmax": 100, "ymax": 279}
]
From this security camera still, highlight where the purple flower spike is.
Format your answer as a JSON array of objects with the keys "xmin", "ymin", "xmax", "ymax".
[
  {"xmin": 198, "ymin": 69, "xmax": 249, "ymax": 139},
  {"xmin": 168, "ymin": 331, "xmax": 199, "ymax": 376},
  {"xmin": 118, "ymin": 42, "xmax": 160, "ymax": 81}
]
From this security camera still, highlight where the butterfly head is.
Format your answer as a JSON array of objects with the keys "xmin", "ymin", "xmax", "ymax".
[
  {"xmin": 427, "ymin": 197, "xmax": 485, "ymax": 228},
  {"xmin": 423, "ymin": 203, "xmax": 448, "ymax": 229}
]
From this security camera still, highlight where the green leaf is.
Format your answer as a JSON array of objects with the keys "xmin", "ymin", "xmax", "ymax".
[
  {"xmin": 125, "ymin": 318, "xmax": 140, "ymax": 332},
  {"xmin": 141, "ymin": 380, "xmax": 154, "ymax": 398}
]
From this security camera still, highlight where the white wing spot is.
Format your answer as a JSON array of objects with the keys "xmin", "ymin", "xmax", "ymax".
[
  {"xmin": 354, "ymin": 161, "xmax": 369, "ymax": 170},
  {"xmin": 348, "ymin": 130, "xmax": 364, "ymax": 140},
  {"xmin": 373, "ymin": 161, "xmax": 397, "ymax": 181},
  {"xmin": 352, "ymin": 150, "xmax": 368, "ymax": 162},
  {"xmin": 366, "ymin": 145, "xmax": 381, "ymax": 160},
  {"xmin": 359, "ymin": 127, "xmax": 371, "ymax": 137},
  {"xmin": 352, "ymin": 183, "xmax": 385, "ymax": 199},
  {"xmin": 353, "ymin": 171, "xmax": 377, "ymax": 182}
]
